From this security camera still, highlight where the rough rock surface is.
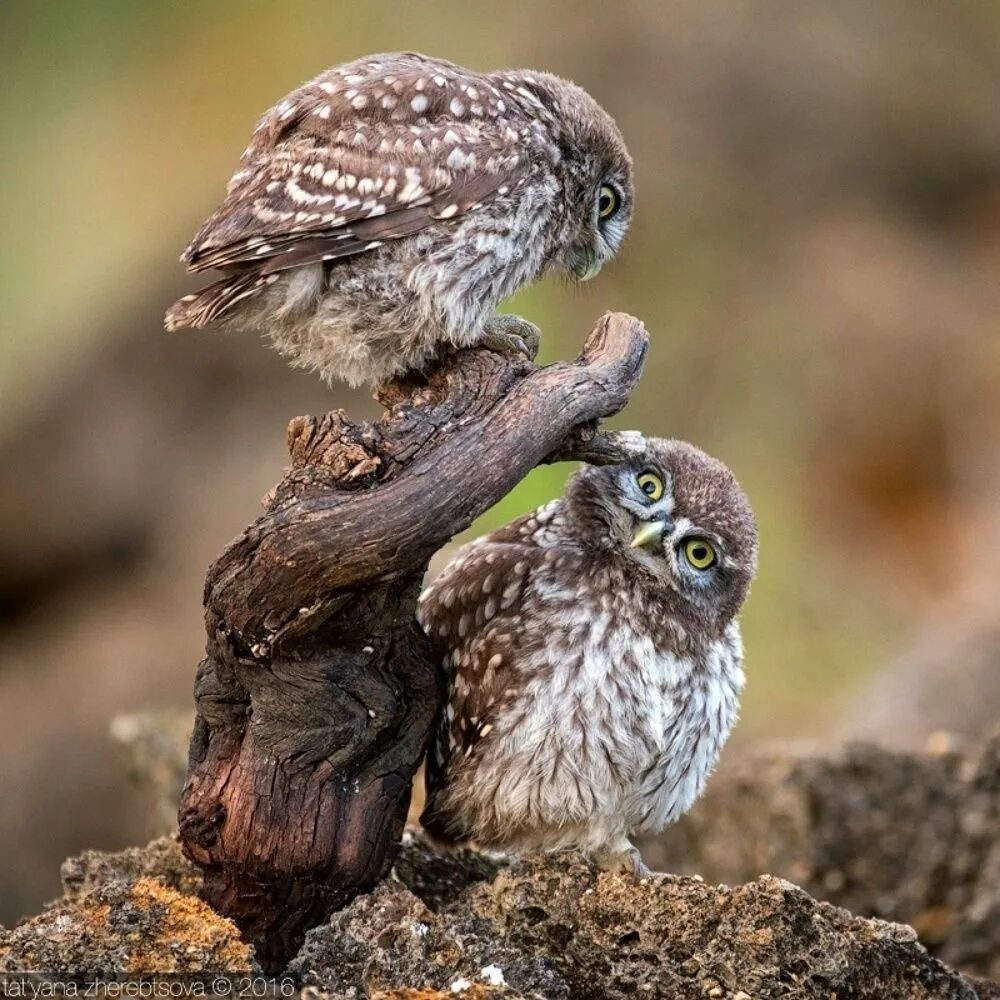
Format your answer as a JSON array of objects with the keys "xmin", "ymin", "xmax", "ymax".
[
  {"xmin": 0, "ymin": 870, "xmax": 248, "ymax": 976},
  {"xmin": 2, "ymin": 834, "xmax": 993, "ymax": 998},
  {"xmin": 111, "ymin": 712, "xmax": 1000, "ymax": 984},
  {"xmin": 293, "ymin": 850, "xmax": 988, "ymax": 999},
  {"xmin": 60, "ymin": 833, "xmax": 202, "ymax": 901},
  {"xmin": 647, "ymin": 727, "xmax": 1000, "ymax": 981}
]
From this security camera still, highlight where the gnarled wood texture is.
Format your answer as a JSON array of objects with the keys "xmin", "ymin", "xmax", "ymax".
[{"xmin": 178, "ymin": 312, "xmax": 648, "ymax": 969}]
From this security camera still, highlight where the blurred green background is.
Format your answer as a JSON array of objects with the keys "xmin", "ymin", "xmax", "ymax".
[{"xmin": 2, "ymin": 0, "xmax": 998, "ymax": 923}]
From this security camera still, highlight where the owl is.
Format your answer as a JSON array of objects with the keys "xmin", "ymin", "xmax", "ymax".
[
  {"xmin": 417, "ymin": 438, "xmax": 758, "ymax": 875},
  {"xmin": 165, "ymin": 52, "xmax": 633, "ymax": 387}
]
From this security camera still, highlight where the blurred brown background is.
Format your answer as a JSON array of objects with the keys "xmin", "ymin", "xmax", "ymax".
[{"xmin": 2, "ymin": 0, "xmax": 998, "ymax": 925}]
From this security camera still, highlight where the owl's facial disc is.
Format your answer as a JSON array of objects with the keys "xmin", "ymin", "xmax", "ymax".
[
  {"xmin": 567, "ymin": 439, "xmax": 757, "ymax": 626},
  {"xmin": 564, "ymin": 174, "xmax": 632, "ymax": 281},
  {"xmin": 619, "ymin": 468, "xmax": 725, "ymax": 605}
]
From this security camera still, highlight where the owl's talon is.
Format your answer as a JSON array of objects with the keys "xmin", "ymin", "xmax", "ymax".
[
  {"xmin": 594, "ymin": 844, "xmax": 653, "ymax": 879},
  {"xmin": 481, "ymin": 315, "xmax": 542, "ymax": 362},
  {"xmin": 629, "ymin": 851, "xmax": 655, "ymax": 880}
]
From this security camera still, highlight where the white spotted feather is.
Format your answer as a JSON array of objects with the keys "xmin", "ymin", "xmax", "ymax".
[
  {"xmin": 165, "ymin": 52, "xmax": 634, "ymax": 387},
  {"xmin": 418, "ymin": 439, "xmax": 758, "ymax": 871}
]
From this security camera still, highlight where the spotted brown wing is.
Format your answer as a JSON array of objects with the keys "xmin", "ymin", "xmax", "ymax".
[{"xmin": 182, "ymin": 52, "xmax": 538, "ymax": 276}]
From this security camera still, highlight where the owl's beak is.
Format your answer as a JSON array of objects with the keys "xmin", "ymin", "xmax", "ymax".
[
  {"xmin": 567, "ymin": 245, "xmax": 603, "ymax": 282},
  {"xmin": 630, "ymin": 519, "xmax": 666, "ymax": 550}
]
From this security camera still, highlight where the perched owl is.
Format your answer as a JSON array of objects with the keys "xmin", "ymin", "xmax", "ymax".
[
  {"xmin": 165, "ymin": 52, "xmax": 633, "ymax": 387},
  {"xmin": 417, "ymin": 438, "xmax": 758, "ymax": 875}
]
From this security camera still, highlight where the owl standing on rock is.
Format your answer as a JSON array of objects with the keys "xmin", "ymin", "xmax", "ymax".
[
  {"xmin": 418, "ymin": 438, "xmax": 758, "ymax": 875},
  {"xmin": 166, "ymin": 52, "xmax": 633, "ymax": 387}
]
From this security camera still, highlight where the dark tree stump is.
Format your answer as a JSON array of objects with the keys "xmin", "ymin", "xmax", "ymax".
[{"xmin": 177, "ymin": 312, "xmax": 649, "ymax": 969}]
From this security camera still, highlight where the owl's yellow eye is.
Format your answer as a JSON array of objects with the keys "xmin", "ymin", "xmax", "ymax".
[
  {"xmin": 636, "ymin": 471, "xmax": 664, "ymax": 501},
  {"xmin": 597, "ymin": 184, "xmax": 620, "ymax": 220},
  {"xmin": 683, "ymin": 538, "xmax": 717, "ymax": 570}
]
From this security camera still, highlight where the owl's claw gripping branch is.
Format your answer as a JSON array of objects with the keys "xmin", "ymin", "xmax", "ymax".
[{"xmin": 177, "ymin": 312, "xmax": 648, "ymax": 970}]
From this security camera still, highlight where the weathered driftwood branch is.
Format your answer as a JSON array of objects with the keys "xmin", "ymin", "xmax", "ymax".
[{"xmin": 178, "ymin": 312, "xmax": 648, "ymax": 969}]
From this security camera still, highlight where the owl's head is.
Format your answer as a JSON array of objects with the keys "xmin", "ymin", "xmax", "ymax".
[
  {"xmin": 565, "ymin": 438, "xmax": 758, "ymax": 626},
  {"xmin": 507, "ymin": 71, "xmax": 634, "ymax": 282}
]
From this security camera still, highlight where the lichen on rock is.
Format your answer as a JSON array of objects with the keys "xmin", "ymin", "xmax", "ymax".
[
  {"xmin": 0, "ymin": 832, "xmax": 993, "ymax": 998},
  {"xmin": 0, "ymin": 869, "xmax": 248, "ymax": 977},
  {"xmin": 60, "ymin": 833, "xmax": 202, "ymax": 901},
  {"xmin": 4, "ymin": 731, "xmax": 999, "ymax": 998}
]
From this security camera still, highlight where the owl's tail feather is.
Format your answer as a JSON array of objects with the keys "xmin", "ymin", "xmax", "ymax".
[{"xmin": 164, "ymin": 271, "xmax": 268, "ymax": 331}]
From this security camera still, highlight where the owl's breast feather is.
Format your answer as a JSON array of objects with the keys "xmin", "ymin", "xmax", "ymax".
[
  {"xmin": 623, "ymin": 621, "xmax": 745, "ymax": 835},
  {"xmin": 491, "ymin": 587, "xmax": 744, "ymax": 841}
]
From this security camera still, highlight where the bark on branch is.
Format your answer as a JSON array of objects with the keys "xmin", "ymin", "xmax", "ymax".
[{"xmin": 178, "ymin": 312, "xmax": 648, "ymax": 969}]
